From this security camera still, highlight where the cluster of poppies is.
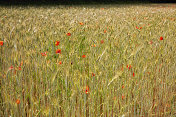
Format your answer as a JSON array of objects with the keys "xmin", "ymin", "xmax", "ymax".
[
  {"xmin": 127, "ymin": 65, "xmax": 135, "ymax": 77},
  {"xmin": 0, "ymin": 22, "xmax": 165, "ymax": 102}
]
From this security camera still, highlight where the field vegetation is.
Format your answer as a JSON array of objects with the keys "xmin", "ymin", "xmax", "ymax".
[{"xmin": 0, "ymin": 3, "xmax": 176, "ymax": 117}]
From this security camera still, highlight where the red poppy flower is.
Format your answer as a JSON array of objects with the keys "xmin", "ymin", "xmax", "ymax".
[
  {"xmin": 66, "ymin": 33, "xmax": 71, "ymax": 36},
  {"xmin": 16, "ymin": 99, "xmax": 20, "ymax": 104},
  {"xmin": 129, "ymin": 65, "xmax": 132, "ymax": 70},
  {"xmin": 122, "ymin": 85, "xmax": 124, "ymax": 89},
  {"xmin": 91, "ymin": 44, "xmax": 96, "ymax": 47},
  {"xmin": 104, "ymin": 29, "xmax": 107, "ymax": 33},
  {"xmin": 160, "ymin": 36, "xmax": 163, "ymax": 40},
  {"xmin": 133, "ymin": 72, "xmax": 135, "ymax": 77},
  {"xmin": 20, "ymin": 62, "xmax": 23, "ymax": 66},
  {"xmin": 84, "ymin": 86, "xmax": 89, "ymax": 94},
  {"xmin": 136, "ymin": 26, "xmax": 142, "ymax": 30},
  {"xmin": 92, "ymin": 73, "xmax": 95, "ymax": 77},
  {"xmin": 9, "ymin": 66, "xmax": 13, "ymax": 70},
  {"xmin": 79, "ymin": 22, "xmax": 84, "ymax": 25},
  {"xmin": 56, "ymin": 49, "xmax": 61, "ymax": 54},
  {"xmin": 127, "ymin": 65, "xmax": 128, "ymax": 68},
  {"xmin": 0, "ymin": 41, "xmax": 3, "ymax": 46},
  {"xmin": 122, "ymin": 95, "xmax": 125, "ymax": 100},
  {"xmin": 41, "ymin": 52, "xmax": 47, "ymax": 56},
  {"xmin": 18, "ymin": 66, "xmax": 22, "ymax": 70},
  {"xmin": 59, "ymin": 61, "xmax": 62, "ymax": 64},
  {"xmin": 55, "ymin": 41, "xmax": 60, "ymax": 46},
  {"xmin": 82, "ymin": 55, "xmax": 86, "ymax": 58},
  {"xmin": 100, "ymin": 40, "xmax": 104, "ymax": 44}
]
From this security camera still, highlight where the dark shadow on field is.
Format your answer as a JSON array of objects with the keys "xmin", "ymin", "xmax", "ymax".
[{"xmin": 0, "ymin": 0, "xmax": 176, "ymax": 7}]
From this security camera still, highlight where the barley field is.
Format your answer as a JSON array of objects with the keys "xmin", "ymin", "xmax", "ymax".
[{"xmin": 0, "ymin": 3, "xmax": 176, "ymax": 117}]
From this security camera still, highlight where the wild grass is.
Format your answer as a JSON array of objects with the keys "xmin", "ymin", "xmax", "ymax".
[{"xmin": 0, "ymin": 4, "xmax": 176, "ymax": 117}]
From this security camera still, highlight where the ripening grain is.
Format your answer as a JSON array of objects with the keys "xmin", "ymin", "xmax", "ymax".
[{"xmin": 0, "ymin": 4, "xmax": 176, "ymax": 117}]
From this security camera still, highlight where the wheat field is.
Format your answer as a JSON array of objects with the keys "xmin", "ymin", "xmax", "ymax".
[{"xmin": 0, "ymin": 3, "xmax": 176, "ymax": 117}]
